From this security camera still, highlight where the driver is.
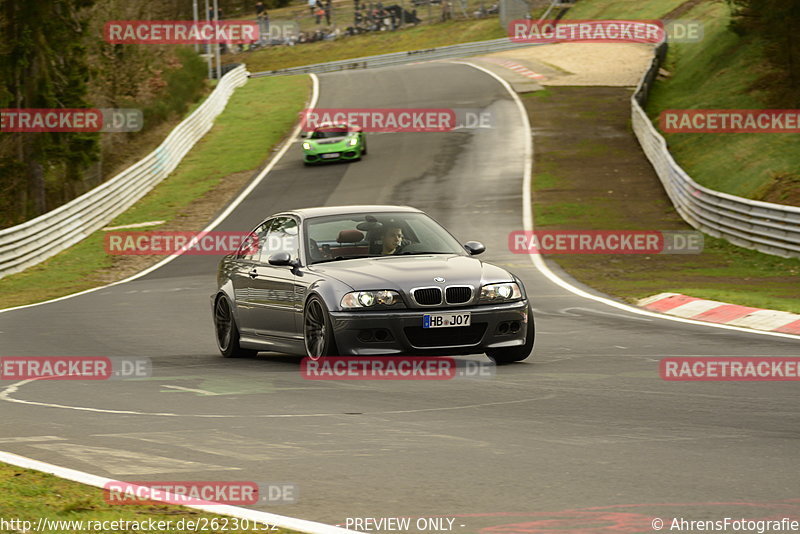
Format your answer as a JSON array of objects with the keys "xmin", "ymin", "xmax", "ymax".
[{"xmin": 381, "ymin": 226, "xmax": 405, "ymax": 255}]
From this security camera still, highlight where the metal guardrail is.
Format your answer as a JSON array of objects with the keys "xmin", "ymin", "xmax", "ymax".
[
  {"xmin": 631, "ymin": 42, "xmax": 800, "ymax": 258},
  {"xmin": 0, "ymin": 65, "xmax": 250, "ymax": 278},
  {"xmin": 249, "ymin": 37, "xmax": 537, "ymax": 77}
]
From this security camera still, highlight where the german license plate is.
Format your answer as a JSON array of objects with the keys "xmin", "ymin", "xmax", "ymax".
[
  {"xmin": 423, "ymin": 312, "xmax": 471, "ymax": 329},
  {"xmin": 321, "ymin": 153, "xmax": 340, "ymax": 159}
]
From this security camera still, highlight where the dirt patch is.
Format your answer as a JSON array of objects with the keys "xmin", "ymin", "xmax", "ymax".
[
  {"xmin": 91, "ymin": 168, "xmax": 258, "ymax": 283},
  {"xmin": 663, "ymin": 0, "xmax": 709, "ymax": 20},
  {"xmin": 485, "ymin": 43, "xmax": 654, "ymax": 86},
  {"xmin": 754, "ymin": 173, "xmax": 800, "ymax": 207}
]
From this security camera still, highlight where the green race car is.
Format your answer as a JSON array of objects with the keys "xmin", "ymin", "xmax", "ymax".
[{"xmin": 301, "ymin": 123, "xmax": 367, "ymax": 165}]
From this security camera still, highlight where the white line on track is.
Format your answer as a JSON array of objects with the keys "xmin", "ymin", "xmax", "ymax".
[
  {"xmin": 0, "ymin": 375, "xmax": 553, "ymax": 416},
  {"xmin": 0, "ymin": 73, "xmax": 353, "ymax": 534},
  {"xmin": 0, "ymin": 450, "xmax": 357, "ymax": 534},
  {"xmin": 452, "ymin": 60, "xmax": 800, "ymax": 342}
]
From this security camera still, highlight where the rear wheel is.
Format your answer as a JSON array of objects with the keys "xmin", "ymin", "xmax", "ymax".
[
  {"xmin": 486, "ymin": 305, "xmax": 535, "ymax": 364},
  {"xmin": 303, "ymin": 296, "xmax": 338, "ymax": 360},
  {"xmin": 214, "ymin": 296, "xmax": 258, "ymax": 358}
]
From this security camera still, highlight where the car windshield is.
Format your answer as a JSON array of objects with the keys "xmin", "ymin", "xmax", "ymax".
[
  {"xmin": 305, "ymin": 212, "xmax": 466, "ymax": 264},
  {"xmin": 311, "ymin": 127, "xmax": 349, "ymax": 139}
]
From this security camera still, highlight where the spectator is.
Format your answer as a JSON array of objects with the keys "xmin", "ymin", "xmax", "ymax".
[
  {"xmin": 309, "ymin": 0, "xmax": 316, "ymax": 15},
  {"xmin": 324, "ymin": 0, "xmax": 332, "ymax": 25},
  {"xmin": 440, "ymin": 0, "xmax": 451, "ymax": 21}
]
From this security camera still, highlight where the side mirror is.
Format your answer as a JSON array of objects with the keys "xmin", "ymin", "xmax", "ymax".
[
  {"xmin": 268, "ymin": 252, "xmax": 293, "ymax": 266},
  {"xmin": 464, "ymin": 241, "xmax": 485, "ymax": 255}
]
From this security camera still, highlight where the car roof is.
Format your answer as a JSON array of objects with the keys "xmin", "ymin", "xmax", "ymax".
[
  {"xmin": 279, "ymin": 205, "xmax": 422, "ymax": 220},
  {"xmin": 313, "ymin": 123, "xmax": 350, "ymax": 130}
]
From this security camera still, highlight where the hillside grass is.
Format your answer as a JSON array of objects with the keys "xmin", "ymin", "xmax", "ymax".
[
  {"xmin": 0, "ymin": 75, "xmax": 310, "ymax": 310},
  {"xmin": 646, "ymin": 0, "xmax": 800, "ymax": 202}
]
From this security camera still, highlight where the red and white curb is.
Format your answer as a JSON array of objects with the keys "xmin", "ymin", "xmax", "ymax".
[
  {"xmin": 482, "ymin": 58, "xmax": 547, "ymax": 81},
  {"xmin": 639, "ymin": 293, "xmax": 800, "ymax": 335}
]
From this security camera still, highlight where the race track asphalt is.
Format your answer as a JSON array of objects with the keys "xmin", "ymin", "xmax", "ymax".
[{"xmin": 1, "ymin": 61, "xmax": 799, "ymax": 532}]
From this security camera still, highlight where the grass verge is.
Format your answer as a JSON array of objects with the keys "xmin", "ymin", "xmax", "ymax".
[
  {"xmin": 228, "ymin": 17, "xmax": 505, "ymax": 72},
  {"xmin": 0, "ymin": 463, "xmax": 296, "ymax": 533},
  {"xmin": 525, "ymin": 86, "xmax": 800, "ymax": 313},
  {"xmin": 560, "ymin": 0, "xmax": 688, "ymax": 18},
  {"xmin": 0, "ymin": 74, "xmax": 310, "ymax": 310},
  {"xmin": 646, "ymin": 1, "xmax": 800, "ymax": 203}
]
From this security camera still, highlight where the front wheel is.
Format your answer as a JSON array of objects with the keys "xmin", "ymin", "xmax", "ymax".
[
  {"xmin": 361, "ymin": 138, "xmax": 367, "ymax": 155},
  {"xmin": 486, "ymin": 305, "xmax": 535, "ymax": 364},
  {"xmin": 303, "ymin": 296, "xmax": 338, "ymax": 360},
  {"xmin": 214, "ymin": 296, "xmax": 258, "ymax": 358}
]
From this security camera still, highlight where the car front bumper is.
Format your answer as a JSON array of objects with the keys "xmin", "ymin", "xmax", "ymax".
[
  {"xmin": 328, "ymin": 300, "xmax": 530, "ymax": 356},
  {"xmin": 304, "ymin": 147, "xmax": 362, "ymax": 163}
]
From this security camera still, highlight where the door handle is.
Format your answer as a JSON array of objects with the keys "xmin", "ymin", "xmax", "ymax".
[{"xmin": 249, "ymin": 268, "xmax": 258, "ymax": 279}]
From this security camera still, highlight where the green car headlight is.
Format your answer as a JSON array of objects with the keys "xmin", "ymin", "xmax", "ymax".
[
  {"xmin": 479, "ymin": 282, "xmax": 522, "ymax": 303},
  {"xmin": 341, "ymin": 290, "xmax": 402, "ymax": 309},
  {"xmin": 302, "ymin": 142, "xmax": 312, "ymax": 150},
  {"xmin": 348, "ymin": 138, "xmax": 358, "ymax": 146}
]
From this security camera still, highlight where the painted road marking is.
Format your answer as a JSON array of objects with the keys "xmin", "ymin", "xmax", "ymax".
[
  {"xmin": 95, "ymin": 430, "xmax": 286, "ymax": 461},
  {"xmin": 162, "ymin": 385, "xmax": 220, "ymax": 396},
  {"xmin": 0, "ymin": 436, "xmax": 65, "ymax": 443},
  {"xmin": 31, "ymin": 443, "xmax": 238, "ymax": 475}
]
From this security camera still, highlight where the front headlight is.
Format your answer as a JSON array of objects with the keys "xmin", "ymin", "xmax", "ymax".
[
  {"xmin": 302, "ymin": 142, "xmax": 312, "ymax": 150},
  {"xmin": 341, "ymin": 290, "xmax": 403, "ymax": 309},
  {"xmin": 479, "ymin": 282, "xmax": 522, "ymax": 303},
  {"xmin": 348, "ymin": 137, "xmax": 358, "ymax": 146}
]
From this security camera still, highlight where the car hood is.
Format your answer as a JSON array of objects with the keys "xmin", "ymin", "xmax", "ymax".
[
  {"xmin": 307, "ymin": 136, "xmax": 349, "ymax": 148},
  {"xmin": 308, "ymin": 254, "xmax": 516, "ymax": 295}
]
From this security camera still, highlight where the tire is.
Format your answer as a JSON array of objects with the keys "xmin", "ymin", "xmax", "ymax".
[
  {"xmin": 214, "ymin": 296, "xmax": 258, "ymax": 358},
  {"xmin": 361, "ymin": 138, "xmax": 367, "ymax": 155},
  {"xmin": 486, "ymin": 304, "xmax": 535, "ymax": 364},
  {"xmin": 303, "ymin": 296, "xmax": 339, "ymax": 360}
]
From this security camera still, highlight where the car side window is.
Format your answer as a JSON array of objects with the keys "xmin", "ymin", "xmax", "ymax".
[
  {"xmin": 259, "ymin": 217, "xmax": 299, "ymax": 263},
  {"xmin": 238, "ymin": 221, "xmax": 271, "ymax": 261}
]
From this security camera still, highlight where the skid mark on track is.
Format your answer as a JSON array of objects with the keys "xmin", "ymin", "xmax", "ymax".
[
  {"xmin": 0, "ymin": 436, "xmax": 65, "ymax": 443},
  {"xmin": 31, "ymin": 443, "xmax": 238, "ymax": 475},
  {"xmin": 95, "ymin": 430, "xmax": 294, "ymax": 461}
]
